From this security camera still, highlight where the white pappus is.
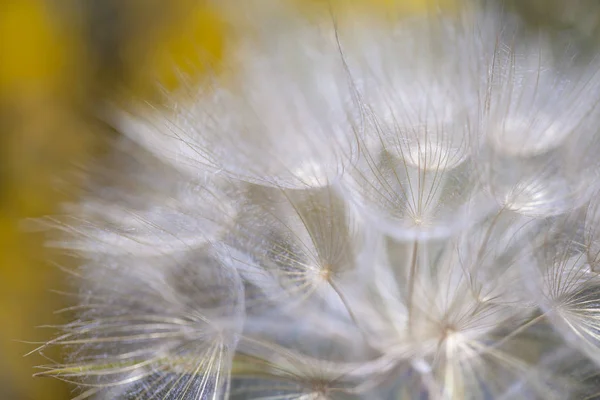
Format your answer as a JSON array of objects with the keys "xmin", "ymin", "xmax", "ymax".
[{"xmin": 36, "ymin": 1, "xmax": 600, "ymax": 399}]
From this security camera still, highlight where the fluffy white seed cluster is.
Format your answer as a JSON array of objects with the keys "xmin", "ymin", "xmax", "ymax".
[{"xmin": 37, "ymin": 3, "xmax": 600, "ymax": 400}]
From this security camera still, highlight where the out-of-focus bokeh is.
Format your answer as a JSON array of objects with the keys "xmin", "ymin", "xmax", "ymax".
[
  {"xmin": 0, "ymin": 1, "xmax": 226, "ymax": 398},
  {"xmin": 1, "ymin": 1, "xmax": 599, "ymax": 399}
]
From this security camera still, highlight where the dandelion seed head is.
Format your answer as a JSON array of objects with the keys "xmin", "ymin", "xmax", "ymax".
[{"xmin": 38, "ymin": 2, "xmax": 600, "ymax": 399}]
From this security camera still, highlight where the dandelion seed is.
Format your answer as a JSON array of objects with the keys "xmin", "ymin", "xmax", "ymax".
[
  {"xmin": 117, "ymin": 6, "xmax": 360, "ymax": 190},
  {"xmin": 36, "ymin": 246, "xmax": 245, "ymax": 399},
  {"xmin": 45, "ymin": 142, "xmax": 243, "ymax": 257},
  {"xmin": 336, "ymin": 11, "xmax": 495, "ymax": 240},
  {"xmin": 340, "ymin": 130, "xmax": 493, "ymax": 240},
  {"xmin": 478, "ymin": 21, "xmax": 600, "ymax": 217},
  {"xmin": 226, "ymin": 186, "xmax": 371, "ymax": 316},
  {"xmin": 484, "ymin": 25, "xmax": 600, "ymax": 157},
  {"xmin": 524, "ymin": 209, "xmax": 600, "ymax": 368}
]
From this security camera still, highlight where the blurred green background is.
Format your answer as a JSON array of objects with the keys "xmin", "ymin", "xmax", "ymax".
[{"xmin": 0, "ymin": 1, "xmax": 598, "ymax": 399}]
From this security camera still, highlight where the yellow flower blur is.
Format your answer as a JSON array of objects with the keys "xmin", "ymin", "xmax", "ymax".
[
  {"xmin": 125, "ymin": 1, "xmax": 227, "ymax": 101},
  {"xmin": 0, "ymin": 1, "xmax": 86, "ymax": 399}
]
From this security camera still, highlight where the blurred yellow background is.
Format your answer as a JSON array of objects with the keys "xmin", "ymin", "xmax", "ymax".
[
  {"xmin": 0, "ymin": 1, "xmax": 227, "ymax": 398},
  {"xmin": 1, "ymin": 0, "xmax": 598, "ymax": 399}
]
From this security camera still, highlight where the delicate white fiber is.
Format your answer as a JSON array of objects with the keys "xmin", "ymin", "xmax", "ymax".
[
  {"xmin": 38, "ymin": 2, "xmax": 600, "ymax": 399},
  {"xmin": 118, "ymin": 7, "xmax": 360, "ymax": 190}
]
